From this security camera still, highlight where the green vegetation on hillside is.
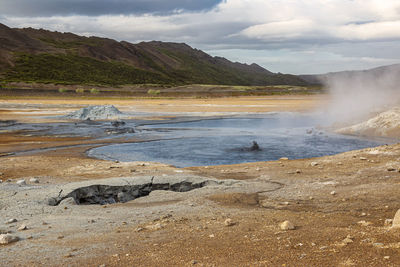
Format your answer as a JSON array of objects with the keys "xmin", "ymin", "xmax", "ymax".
[
  {"xmin": 4, "ymin": 53, "xmax": 172, "ymax": 85},
  {"xmin": 155, "ymin": 48, "xmax": 307, "ymax": 86}
]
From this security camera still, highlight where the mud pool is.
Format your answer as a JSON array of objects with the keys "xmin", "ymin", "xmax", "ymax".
[{"xmin": 88, "ymin": 113, "xmax": 389, "ymax": 167}]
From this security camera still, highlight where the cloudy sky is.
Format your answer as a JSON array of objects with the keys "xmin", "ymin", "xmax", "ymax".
[{"xmin": 1, "ymin": 0, "xmax": 400, "ymax": 74}]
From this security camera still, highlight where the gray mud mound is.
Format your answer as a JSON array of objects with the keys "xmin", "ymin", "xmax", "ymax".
[{"xmin": 65, "ymin": 105, "xmax": 124, "ymax": 120}]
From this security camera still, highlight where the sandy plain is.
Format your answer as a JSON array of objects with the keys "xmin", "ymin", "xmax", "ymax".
[{"xmin": 1, "ymin": 95, "xmax": 400, "ymax": 267}]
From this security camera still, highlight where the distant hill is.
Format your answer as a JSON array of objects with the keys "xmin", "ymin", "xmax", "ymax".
[
  {"xmin": 300, "ymin": 64, "xmax": 400, "ymax": 85},
  {"xmin": 0, "ymin": 23, "xmax": 307, "ymax": 86}
]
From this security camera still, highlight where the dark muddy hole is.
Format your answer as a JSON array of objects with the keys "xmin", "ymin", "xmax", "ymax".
[{"xmin": 48, "ymin": 179, "xmax": 209, "ymax": 205}]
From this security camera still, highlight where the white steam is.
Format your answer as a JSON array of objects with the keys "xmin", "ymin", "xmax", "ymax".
[{"xmin": 321, "ymin": 64, "xmax": 400, "ymax": 125}]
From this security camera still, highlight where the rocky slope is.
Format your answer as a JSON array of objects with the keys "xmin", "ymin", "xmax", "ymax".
[
  {"xmin": 337, "ymin": 107, "xmax": 400, "ymax": 138},
  {"xmin": 0, "ymin": 23, "xmax": 307, "ymax": 86}
]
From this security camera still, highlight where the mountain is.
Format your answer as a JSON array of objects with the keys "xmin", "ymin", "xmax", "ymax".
[
  {"xmin": 0, "ymin": 23, "xmax": 307, "ymax": 86},
  {"xmin": 300, "ymin": 64, "xmax": 400, "ymax": 85}
]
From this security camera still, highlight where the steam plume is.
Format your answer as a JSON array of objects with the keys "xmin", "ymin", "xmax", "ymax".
[{"xmin": 321, "ymin": 64, "xmax": 400, "ymax": 125}]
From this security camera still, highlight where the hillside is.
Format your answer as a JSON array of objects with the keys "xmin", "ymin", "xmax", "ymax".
[
  {"xmin": 300, "ymin": 64, "xmax": 400, "ymax": 85},
  {"xmin": 0, "ymin": 23, "xmax": 307, "ymax": 86}
]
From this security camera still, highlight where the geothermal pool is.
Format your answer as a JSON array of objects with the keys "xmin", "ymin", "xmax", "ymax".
[{"xmin": 88, "ymin": 113, "xmax": 388, "ymax": 167}]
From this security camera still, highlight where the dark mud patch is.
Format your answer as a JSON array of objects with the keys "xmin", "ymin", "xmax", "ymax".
[{"xmin": 48, "ymin": 179, "xmax": 211, "ymax": 206}]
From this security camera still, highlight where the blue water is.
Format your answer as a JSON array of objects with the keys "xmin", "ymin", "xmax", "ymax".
[{"xmin": 88, "ymin": 113, "xmax": 388, "ymax": 167}]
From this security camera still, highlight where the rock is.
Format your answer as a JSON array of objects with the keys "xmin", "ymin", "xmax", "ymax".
[
  {"xmin": 29, "ymin": 177, "xmax": 39, "ymax": 183},
  {"xmin": 209, "ymin": 234, "xmax": 215, "ymax": 238},
  {"xmin": 59, "ymin": 197, "xmax": 77, "ymax": 206},
  {"xmin": 384, "ymin": 219, "xmax": 393, "ymax": 227},
  {"xmin": 357, "ymin": 220, "xmax": 373, "ymax": 227},
  {"xmin": 65, "ymin": 105, "xmax": 123, "ymax": 120},
  {"xmin": 250, "ymin": 141, "xmax": 261, "ymax": 151},
  {"xmin": 330, "ymin": 191, "xmax": 336, "ymax": 195},
  {"xmin": 280, "ymin": 157, "xmax": 289, "ymax": 161},
  {"xmin": 146, "ymin": 223, "xmax": 164, "ymax": 231},
  {"xmin": 6, "ymin": 218, "xmax": 17, "ymax": 224},
  {"xmin": 0, "ymin": 234, "xmax": 19, "ymax": 245},
  {"xmin": 360, "ymin": 157, "xmax": 367, "ymax": 160},
  {"xmin": 387, "ymin": 167, "xmax": 396, "ymax": 172},
  {"xmin": 295, "ymin": 169, "xmax": 301, "ymax": 174},
  {"xmin": 391, "ymin": 209, "xmax": 400, "ymax": 228},
  {"xmin": 16, "ymin": 179, "xmax": 26, "ymax": 186},
  {"xmin": 342, "ymin": 235, "xmax": 354, "ymax": 244},
  {"xmin": 47, "ymin": 197, "xmax": 58, "ymax": 206},
  {"xmin": 279, "ymin": 220, "xmax": 295, "ymax": 230},
  {"xmin": 0, "ymin": 179, "xmax": 2, "ymax": 183},
  {"xmin": 17, "ymin": 224, "xmax": 28, "ymax": 231},
  {"xmin": 224, "ymin": 218, "xmax": 235, "ymax": 227},
  {"xmin": 310, "ymin": 162, "xmax": 319, "ymax": 166}
]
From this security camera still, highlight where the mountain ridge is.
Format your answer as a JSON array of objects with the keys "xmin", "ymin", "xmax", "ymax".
[{"xmin": 0, "ymin": 23, "xmax": 307, "ymax": 86}]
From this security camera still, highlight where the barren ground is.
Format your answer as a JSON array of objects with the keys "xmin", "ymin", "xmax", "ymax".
[{"xmin": 1, "ymin": 95, "xmax": 400, "ymax": 267}]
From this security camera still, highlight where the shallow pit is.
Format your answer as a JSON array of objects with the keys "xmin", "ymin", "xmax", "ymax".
[{"xmin": 48, "ymin": 179, "xmax": 210, "ymax": 205}]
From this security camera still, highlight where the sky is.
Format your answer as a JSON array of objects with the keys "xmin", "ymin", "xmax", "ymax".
[{"xmin": 1, "ymin": 0, "xmax": 400, "ymax": 74}]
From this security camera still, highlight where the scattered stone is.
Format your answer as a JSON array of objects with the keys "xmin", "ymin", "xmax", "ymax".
[
  {"xmin": 6, "ymin": 218, "xmax": 17, "ymax": 224},
  {"xmin": 209, "ymin": 234, "xmax": 215, "ymax": 238},
  {"xmin": 330, "ymin": 191, "xmax": 336, "ymax": 195},
  {"xmin": 16, "ymin": 179, "xmax": 26, "ymax": 186},
  {"xmin": 6, "ymin": 179, "xmax": 12, "ymax": 182},
  {"xmin": 357, "ymin": 220, "xmax": 373, "ymax": 227},
  {"xmin": 387, "ymin": 167, "xmax": 396, "ymax": 172},
  {"xmin": 0, "ymin": 179, "xmax": 2, "ymax": 183},
  {"xmin": 0, "ymin": 234, "xmax": 19, "ymax": 245},
  {"xmin": 384, "ymin": 256, "xmax": 390, "ymax": 260},
  {"xmin": 310, "ymin": 162, "xmax": 319, "ymax": 167},
  {"xmin": 309, "ymin": 196, "xmax": 314, "ymax": 200},
  {"xmin": 29, "ymin": 177, "xmax": 39, "ymax": 183},
  {"xmin": 191, "ymin": 260, "xmax": 198, "ymax": 265},
  {"xmin": 224, "ymin": 218, "xmax": 235, "ymax": 227},
  {"xmin": 135, "ymin": 227, "xmax": 144, "ymax": 232},
  {"xmin": 373, "ymin": 242, "xmax": 384, "ymax": 248},
  {"xmin": 57, "ymin": 235, "xmax": 65, "ymax": 239},
  {"xmin": 280, "ymin": 157, "xmax": 289, "ymax": 161},
  {"xmin": 360, "ymin": 157, "xmax": 367, "ymax": 160},
  {"xmin": 295, "ymin": 169, "xmax": 301, "ymax": 174},
  {"xmin": 342, "ymin": 235, "xmax": 354, "ymax": 245},
  {"xmin": 17, "ymin": 224, "xmax": 28, "ymax": 231},
  {"xmin": 279, "ymin": 220, "xmax": 295, "ymax": 230},
  {"xmin": 360, "ymin": 212, "xmax": 367, "ymax": 217},
  {"xmin": 282, "ymin": 201, "xmax": 289, "ymax": 205},
  {"xmin": 146, "ymin": 223, "xmax": 163, "ymax": 231},
  {"xmin": 384, "ymin": 219, "xmax": 393, "ymax": 227},
  {"xmin": 337, "ymin": 162, "xmax": 343, "ymax": 165},
  {"xmin": 391, "ymin": 209, "xmax": 400, "ymax": 228}
]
